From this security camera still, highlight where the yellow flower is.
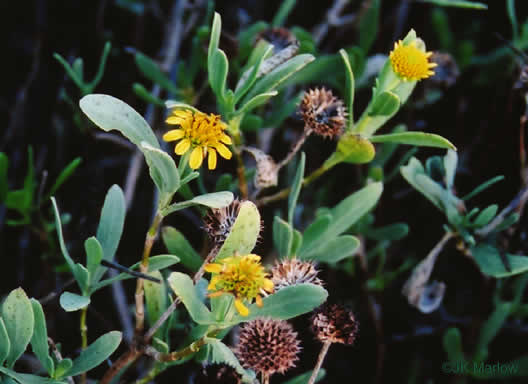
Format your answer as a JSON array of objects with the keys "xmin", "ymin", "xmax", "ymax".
[
  {"xmin": 389, "ymin": 40, "xmax": 437, "ymax": 81},
  {"xmin": 204, "ymin": 254, "xmax": 274, "ymax": 316},
  {"xmin": 163, "ymin": 109, "xmax": 232, "ymax": 169}
]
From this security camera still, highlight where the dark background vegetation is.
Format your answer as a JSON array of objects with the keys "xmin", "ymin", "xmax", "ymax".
[{"xmin": 2, "ymin": 0, "xmax": 528, "ymax": 383}]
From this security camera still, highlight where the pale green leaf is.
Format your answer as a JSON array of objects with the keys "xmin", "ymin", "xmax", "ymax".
[
  {"xmin": 93, "ymin": 185, "xmax": 126, "ymax": 283},
  {"xmin": 59, "ymin": 292, "xmax": 90, "ymax": 312},
  {"xmin": 2, "ymin": 288, "xmax": 34, "ymax": 368},
  {"xmin": 66, "ymin": 331, "xmax": 122, "ymax": 377},
  {"xmin": 30, "ymin": 299, "xmax": 54, "ymax": 376},
  {"xmin": 167, "ymin": 272, "xmax": 214, "ymax": 325},
  {"xmin": 231, "ymin": 284, "xmax": 328, "ymax": 324},
  {"xmin": 79, "ymin": 94, "xmax": 159, "ymax": 148},
  {"xmin": 370, "ymin": 132, "xmax": 456, "ymax": 150},
  {"xmin": 216, "ymin": 201, "xmax": 261, "ymax": 260},
  {"xmin": 161, "ymin": 226, "xmax": 202, "ymax": 272}
]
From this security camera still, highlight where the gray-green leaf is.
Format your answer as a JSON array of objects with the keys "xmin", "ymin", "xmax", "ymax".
[
  {"xmin": 59, "ymin": 292, "xmax": 90, "ymax": 312},
  {"xmin": 65, "ymin": 331, "xmax": 122, "ymax": 377},
  {"xmin": 167, "ymin": 272, "xmax": 214, "ymax": 325},
  {"xmin": 1, "ymin": 288, "xmax": 34, "ymax": 368},
  {"xmin": 30, "ymin": 299, "xmax": 54, "ymax": 376},
  {"xmin": 231, "ymin": 283, "xmax": 328, "ymax": 324}
]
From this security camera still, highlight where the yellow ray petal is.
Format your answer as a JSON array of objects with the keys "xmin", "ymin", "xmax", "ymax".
[
  {"xmin": 220, "ymin": 134, "xmax": 232, "ymax": 145},
  {"xmin": 234, "ymin": 299, "xmax": 249, "ymax": 316},
  {"xmin": 189, "ymin": 146, "xmax": 204, "ymax": 169},
  {"xmin": 255, "ymin": 295, "xmax": 263, "ymax": 308},
  {"xmin": 174, "ymin": 139, "xmax": 191, "ymax": 155},
  {"xmin": 204, "ymin": 263, "xmax": 222, "ymax": 273},
  {"xmin": 166, "ymin": 116, "xmax": 185, "ymax": 125},
  {"xmin": 208, "ymin": 291, "xmax": 225, "ymax": 298},
  {"xmin": 215, "ymin": 143, "xmax": 232, "ymax": 159},
  {"xmin": 208, "ymin": 148, "xmax": 217, "ymax": 170},
  {"xmin": 163, "ymin": 129, "xmax": 185, "ymax": 142},
  {"xmin": 263, "ymin": 278, "xmax": 274, "ymax": 293}
]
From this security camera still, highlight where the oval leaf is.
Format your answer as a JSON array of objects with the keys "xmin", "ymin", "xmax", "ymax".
[
  {"xmin": 141, "ymin": 142, "xmax": 180, "ymax": 196},
  {"xmin": 2, "ymin": 288, "xmax": 34, "ymax": 368},
  {"xmin": 167, "ymin": 272, "xmax": 214, "ymax": 324},
  {"xmin": 30, "ymin": 299, "xmax": 54, "ymax": 376},
  {"xmin": 66, "ymin": 331, "xmax": 122, "ymax": 377},
  {"xmin": 162, "ymin": 227, "xmax": 202, "ymax": 272},
  {"xmin": 231, "ymin": 284, "xmax": 328, "ymax": 324},
  {"xmin": 303, "ymin": 235, "xmax": 360, "ymax": 263},
  {"xmin": 216, "ymin": 201, "xmax": 261, "ymax": 260},
  {"xmin": 471, "ymin": 244, "xmax": 528, "ymax": 278},
  {"xmin": 79, "ymin": 94, "xmax": 159, "ymax": 149},
  {"xmin": 59, "ymin": 292, "xmax": 90, "ymax": 312},
  {"xmin": 93, "ymin": 185, "xmax": 126, "ymax": 283}
]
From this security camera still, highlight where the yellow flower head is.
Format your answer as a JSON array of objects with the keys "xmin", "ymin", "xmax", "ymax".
[
  {"xmin": 389, "ymin": 40, "xmax": 437, "ymax": 81},
  {"xmin": 163, "ymin": 109, "xmax": 232, "ymax": 169},
  {"xmin": 204, "ymin": 254, "xmax": 274, "ymax": 316}
]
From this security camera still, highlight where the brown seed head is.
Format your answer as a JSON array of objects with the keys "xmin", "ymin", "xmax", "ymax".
[
  {"xmin": 203, "ymin": 199, "xmax": 242, "ymax": 244},
  {"xmin": 310, "ymin": 303, "xmax": 359, "ymax": 345},
  {"xmin": 429, "ymin": 52, "xmax": 459, "ymax": 87},
  {"xmin": 257, "ymin": 27, "xmax": 298, "ymax": 52},
  {"xmin": 299, "ymin": 88, "xmax": 346, "ymax": 139},
  {"xmin": 271, "ymin": 258, "xmax": 323, "ymax": 291},
  {"xmin": 194, "ymin": 364, "xmax": 242, "ymax": 384},
  {"xmin": 234, "ymin": 318, "xmax": 301, "ymax": 376}
]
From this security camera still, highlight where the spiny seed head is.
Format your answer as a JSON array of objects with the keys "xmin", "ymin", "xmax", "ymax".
[
  {"xmin": 299, "ymin": 88, "xmax": 346, "ymax": 139},
  {"xmin": 271, "ymin": 258, "xmax": 323, "ymax": 291},
  {"xmin": 195, "ymin": 364, "xmax": 242, "ymax": 384},
  {"xmin": 389, "ymin": 40, "xmax": 437, "ymax": 81},
  {"xmin": 234, "ymin": 318, "xmax": 301, "ymax": 376},
  {"xmin": 257, "ymin": 27, "xmax": 298, "ymax": 52},
  {"xmin": 203, "ymin": 199, "xmax": 242, "ymax": 244},
  {"xmin": 311, "ymin": 303, "xmax": 359, "ymax": 345}
]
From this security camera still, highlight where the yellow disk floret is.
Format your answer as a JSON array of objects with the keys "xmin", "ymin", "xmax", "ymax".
[
  {"xmin": 204, "ymin": 254, "xmax": 274, "ymax": 316},
  {"xmin": 163, "ymin": 109, "xmax": 232, "ymax": 170},
  {"xmin": 389, "ymin": 40, "xmax": 437, "ymax": 81}
]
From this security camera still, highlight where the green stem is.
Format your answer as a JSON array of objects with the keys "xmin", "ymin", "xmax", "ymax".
[
  {"xmin": 135, "ymin": 211, "xmax": 164, "ymax": 337},
  {"xmin": 257, "ymin": 161, "xmax": 334, "ymax": 206},
  {"xmin": 80, "ymin": 306, "xmax": 88, "ymax": 384}
]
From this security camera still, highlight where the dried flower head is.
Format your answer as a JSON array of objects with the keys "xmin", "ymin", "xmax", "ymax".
[
  {"xmin": 429, "ymin": 52, "xmax": 459, "ymax": 87},
  {"xmin": 234, "ymin": 318, "xmax": 301, "ymax": 376},
  {"xmin": 257, "ymin": 27, "xmax": 298, "ymax": 52},
  {"xmin": 271, "ymin": 258, "xmax": 323, "ymax": 291},
  {"xmin": 299, "ymin": 88, "xmax": 346, "ymax": 139},
  {"xmin": 203, "ymin": 199, "xmax": 241, "ymax": 244},
  {"xmin": 205, "ymin": 254, "xmax": 274, "ymax": 316},
  {"xmin": 311, "ymin": 303, "xmax": 359, "ymax": 345},
  {"xmin": 194, "ymin": 364, "xmax": 242, "ymax": 384},
  {"xmin": 389, "ymin": 40, "xmax": 437, "ymax": 81},
  {"xmin": 163, "ymin": 109, "xmax": 232, "ymax": 169}
]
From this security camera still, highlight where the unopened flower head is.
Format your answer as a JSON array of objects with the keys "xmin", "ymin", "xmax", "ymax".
[
  {"xmin": 234, "ymin": 318, "xmax": 301, "ymax": 376},
  {"xmin": 204, "ymin": 254, "xmax": 274, "ymax": 316},
  {"xmin": 203, "ymin": 199, "xmax": 242, "ymax": 244},
  {"xmin": 389, "ymin": 40, "xmax": 437, "ymax": 81},
  {"xmin": 271, "ymin": 258, "xmax": 323, "ymax": 291},
  {"xmin": 258, "ymin": 27, "xmax": 298, "ymax": 52},
  {"xmin": 311, "ymin": 303, "xmax": 359, "ymax": 345},
  {"xmin": 299, "ymin": 88, "xmax": 346, "ymax": 139},
  {"xmin": 163, "ymin": 108, "xmax": 232, "ymax": 170}
]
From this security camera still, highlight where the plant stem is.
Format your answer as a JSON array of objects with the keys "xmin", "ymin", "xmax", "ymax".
[
  {"xmin": 135, "ymin": 211, "xmax": 164, "ymax": 338},
  {"xmin": 262, "ymin": 372, "xmax": 270, "ymax": 384},
  {"xmin": 79, "ymin": 307, "xmax": 88, "ymax": 384},
  {"xmin": 277, "ymin": 129, "xmax": 312, "ymax": 170},
  {"xmin": 257, "ymin": 161, "xmax": 333, "ymax": 206},
  {"xmin": 308, "ymin": 341, "xmax": 332, "ymax": 384},
  {"xmin": 144, "ymin": 245, "xmax": 220, "ymax": 342}
]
